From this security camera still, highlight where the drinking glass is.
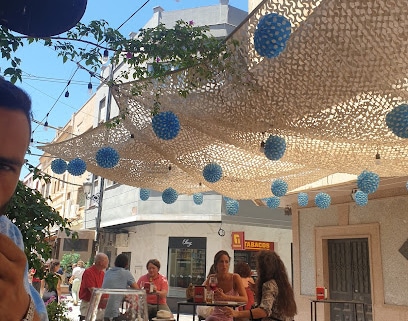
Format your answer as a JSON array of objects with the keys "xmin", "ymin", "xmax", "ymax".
[
  {"xmin": 86, "ymin": 288, "xmax": 148, "ymax": 321},
  {"xmin": 205, "ymin": 289, "xmax": 214, "ymax": 304},
  {"xmin": 209, "ymin": 276, "xmax": 218, "ymax": 291}
]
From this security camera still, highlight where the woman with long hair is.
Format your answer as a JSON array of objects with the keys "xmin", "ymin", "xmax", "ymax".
[
  {"xmin": 41, "ymin": 260, "xmax": 62, "ymax": 303},
  {"xmin": 205, "ymin": 250, "xmax": 247, "ymax": 321},
  {"xmin": 224, "ymin": 250, "xmax": 296, "ymax": 321}
]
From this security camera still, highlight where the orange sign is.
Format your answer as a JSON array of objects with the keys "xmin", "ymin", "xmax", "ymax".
[
  {"xmin": 231, "ymin": 232, "xmax": 245, "ymax": 250},
  {"xmin": 244, "ymin": 240, "xmax": 274, "ymax": 251}
]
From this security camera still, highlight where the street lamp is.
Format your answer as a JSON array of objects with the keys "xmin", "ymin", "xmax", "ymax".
[
  {"xmin": 83, "ymin": 179, "xmax": 92, "ymax": 194},
  {"xmin": 83, "ymin": 179, "xmax": 100, "ymax": 202}
]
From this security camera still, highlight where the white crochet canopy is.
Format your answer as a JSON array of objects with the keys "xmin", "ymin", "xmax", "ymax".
[{"xmin": 42, "ymin": 0, "xmax": 408, "ymax": 200}]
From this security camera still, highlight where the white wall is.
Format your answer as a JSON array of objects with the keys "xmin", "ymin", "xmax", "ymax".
[{"xmin": 116, "ymin": 221, "xmax": 293, "ymax": 285}]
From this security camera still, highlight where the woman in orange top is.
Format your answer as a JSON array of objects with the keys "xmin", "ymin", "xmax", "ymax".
[
  {"xmin": 234, "ymin": 261, "xmax": 255, "ymax": 311},
  {"xmin": 137, "ymin": 259, "xmax": 171, "ymax": 321}
]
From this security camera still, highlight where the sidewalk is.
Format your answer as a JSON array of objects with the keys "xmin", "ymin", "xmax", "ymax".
[{"xmin": 64, "ymin": 295, "xmax": 194, "ymax": 321}]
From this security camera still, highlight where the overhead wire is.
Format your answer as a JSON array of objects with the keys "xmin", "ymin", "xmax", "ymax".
[{"xmin": 26, "ymin": 0, "xmax": 154, "ymax": 170}]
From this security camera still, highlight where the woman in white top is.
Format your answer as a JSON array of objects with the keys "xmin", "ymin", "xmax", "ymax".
[{"xmin": 70, "ymin": 260, "xmax": 85, "ymax": 305}]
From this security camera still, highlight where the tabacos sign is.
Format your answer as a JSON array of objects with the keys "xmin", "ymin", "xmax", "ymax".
[{"xmin": 231, "ymin": 232, "xmax": 274, "ymax": 251}]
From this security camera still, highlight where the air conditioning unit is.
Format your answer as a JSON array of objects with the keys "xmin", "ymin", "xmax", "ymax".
[{"xmin": 115, "ymin": 233, "xmax": 129, "ymax": 247}]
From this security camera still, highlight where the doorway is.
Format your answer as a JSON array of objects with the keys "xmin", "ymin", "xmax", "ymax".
[{"xmin": 328, "ymin": 238, "xmax": 372, "ymax": 321}]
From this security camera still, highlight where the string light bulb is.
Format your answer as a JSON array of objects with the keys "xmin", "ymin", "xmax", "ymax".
[
  {"xmin": 259, "ymin": 140, "xmax": 265, "ymax": 153},
  {"xmin": 44, "ymin": 114, "xmax": 49, "ymax": 131},
  {"xmin": 102, "ymin": 49, "xmax": 109, "ymax": 63},
  {"xmin": 87, "ymin": 81, "xmax": 93, "ymax": 94},
  {"xmin": 375, "ymin": 152, "xmax": 381, "ymax": 165},
  {"xmin": 65, "ymin": 80, "xmax": 71, "ymax": 98}
]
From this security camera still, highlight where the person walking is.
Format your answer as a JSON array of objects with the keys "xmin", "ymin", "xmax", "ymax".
[
  {"xmin": 224, "ymin": 250, "xmax": 297, "ymax": 321},
  {"xmin": 102, "ymin": 253, "xmax": 139, "ymax": 320},
  {"xmin": 79, "ymin": 253, "xmax": 109, "ymax": 320},
  {"xmin": 70, "ymin": 260, "xmax": 85, "ymax": 305}
]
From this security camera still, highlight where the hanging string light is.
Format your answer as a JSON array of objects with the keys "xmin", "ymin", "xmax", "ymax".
[
  {"xmin": 87, "ymin": 73, "xmax": 93, "ymax": 94},
  {"xmin": 375, "ymin": 152, "xmax": 381, "ymax": 165},
  {"xmin": 44, "ymin": 113, "xmax": 49, "ymax": 131},
  {"xmin": 65, "ymin": 79, "xmax": 71, "ymax": 97},
  {"xmin": 102, "ymin": 49, "xmax": 109, "ymax": 63}
]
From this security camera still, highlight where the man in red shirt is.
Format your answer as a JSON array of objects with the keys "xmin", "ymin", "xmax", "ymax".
[{"xmin": 79, "ymin": 252, "xmax": 109, "ymax": 319}]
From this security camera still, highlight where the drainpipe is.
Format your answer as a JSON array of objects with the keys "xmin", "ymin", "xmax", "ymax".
[{"xmin": 94, "ymin": 63, "xmax": 114, "ymax": 254}]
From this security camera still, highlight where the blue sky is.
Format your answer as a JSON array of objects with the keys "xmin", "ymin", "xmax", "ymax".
[{"xmin": 1, "ymin": 0, "xmax": 248, "ymax": 178}]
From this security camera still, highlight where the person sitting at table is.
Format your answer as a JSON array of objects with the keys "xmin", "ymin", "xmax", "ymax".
[
  {"xmin": 137, "ymin": 259, "xmax": 171, "ymax": 321},
  {"xmin": 102, "ymin": 253, "xmax": 139, "ymax": 320},
  {"xmin": 234, "ymin": 261, "xmax": 255, "ymax": 311},
  {"xmin": 204, "ymin": 250, "xmax": 247, "ymax": 321},
  {"xmin": 223, "ymin": 250, "xmax": 297, "ymax": 321}
]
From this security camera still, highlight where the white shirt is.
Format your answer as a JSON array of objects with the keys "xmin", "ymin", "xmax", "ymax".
[{"xmin": 72, "ymin": 266, "xmax": 85, "ymax": 280}]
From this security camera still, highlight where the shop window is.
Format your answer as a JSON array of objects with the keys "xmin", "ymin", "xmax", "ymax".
[{"xmin": 167, "ymin": 237, "xmax": 206, "ymax": 288}]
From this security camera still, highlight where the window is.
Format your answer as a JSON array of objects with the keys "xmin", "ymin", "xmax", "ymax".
[
  {"xmin": 77, "ymin": 187, "xmax": 85, "ymax": 207},
  {"xmin": 98, "ymin": 97, "xmax": 106, "ymax": 123},
  {"xmin": 147, "ymin": 62, "xmax": 175, "ymax": 75},
  {"xmin": 63, "ymin": 238, "xmax": 89, "ymax": 251}
]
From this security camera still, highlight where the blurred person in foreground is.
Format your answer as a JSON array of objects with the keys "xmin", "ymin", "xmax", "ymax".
[
  {"xmin": 79, "ymin": 252, "xmax": 109, "ymax": 320},
  {"xmin": 0, "ymin": 77, "xmax": 48, "ymax": 320},
  {"xmin": 224, "ymin": 251, "xmax": 297, "ymax": 321},
  {"xmin": 137, "ymin": 259, "xmax": 171, "ymax": 321}
]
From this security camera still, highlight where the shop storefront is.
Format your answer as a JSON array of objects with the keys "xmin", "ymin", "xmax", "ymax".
[
  {"xmin": 167, "ymin": 237, "xmax": 207, "ymax": 289},
  {"xmin": 231, "ymin": 231, "xmax": 274, "ymax": 271}
]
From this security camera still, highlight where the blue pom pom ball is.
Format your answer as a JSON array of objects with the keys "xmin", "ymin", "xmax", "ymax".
[
  {"xmin": 357, "ymin": 170, "xmax": 380, "ymax": 194},
  {"xmin": 203, "ymin": 162, "xmax": 223, "ymax": 183},
  {"xmin": 315, "ymin": 192, "xmax": 331, "ymax": 209},
  {"xmin": 51, "ymin": 158, "xmax": 67, "ymax": 174},
  {"xmin": 264, "ymin": 135, "xmax": 286, "ymax": 161},
  {"xmin": 298, "ymin": 192, "xmax": 309, "ymax": 207},
  {"xmin": 140, "ymin": 188, "xmax": 150, "ymax": 201},
  {"xmin": 385, "ymin": 104, "xmax": 408, "ymax": 138},
  {"xmin": 96, "ymin": 146, "xmax": 120, "ymax": 168},
  {"xmin": 226, "ymin": 199, "xmax": 239, "ymax": 215},
  {"xmin": 254, "ymin": 13, "xmax": 291, "ymax": 58},
  {"xmin": 266, "ymin": 196, "xmax": 280, "ymax": 208},
  {"xmin": 355, "ymin": 190, "xmax": 368, "ymax": 206},
  {"xmin": 271, "ymin": 179, "xmax": 288, "ymax": 197},
  {"xmin": 152, "ymin": 111, "xmax": 180, "ymax": 140},
  {"xmin": 193, "ymin": 193, "xmax": 203, "ymax": 205},
  {"xmin": 67, "ymin": 158, "xmax": 87, "ymax": 176},
  {"xmin": 162, "ymin": 187, "xmax": 178, "ymax": 204}
]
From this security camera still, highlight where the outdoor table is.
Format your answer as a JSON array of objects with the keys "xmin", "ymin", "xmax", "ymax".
[
  {"xmin": 176, "ymin": 301, "xmax": 245, "ymax": 321},
  {"xmin": 310, "ymin": 299, "xmax": 366, "ymax": 321}
]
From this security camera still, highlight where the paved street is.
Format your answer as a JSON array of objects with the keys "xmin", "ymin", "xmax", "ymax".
[{"xmin": 64, "ymin": 295, "xmax": 194, "ymax": 321}]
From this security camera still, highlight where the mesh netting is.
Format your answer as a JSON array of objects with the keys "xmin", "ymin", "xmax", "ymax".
[{"xmin": 42, "ymin": 0, "xmax": 408, "ymax": 200}]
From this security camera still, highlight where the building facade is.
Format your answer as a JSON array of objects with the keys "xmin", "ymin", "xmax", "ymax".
[{"xmin": 34, "ymin": 0, "xmax": 294, "ymax": 299}]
